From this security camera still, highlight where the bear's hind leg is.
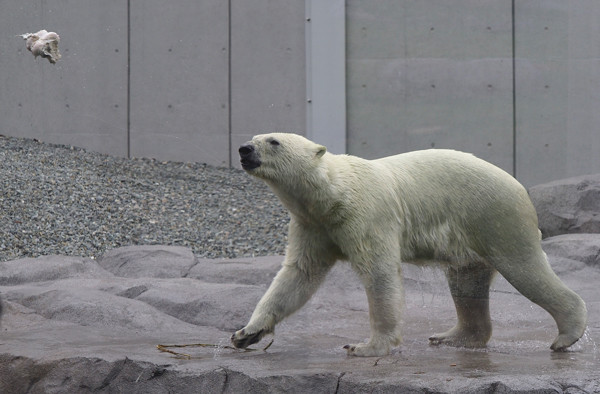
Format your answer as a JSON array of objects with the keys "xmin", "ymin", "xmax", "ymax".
[
  {"xmin": 429, "ymin": 263, "xmax": 496, "ymax": 348},
  {"xmin": 490, "ymin": 250, "xmax": 587, "ymax": 351}
]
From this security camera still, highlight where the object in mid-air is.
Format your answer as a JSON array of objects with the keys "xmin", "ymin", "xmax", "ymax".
[{"xmin": 20, "ymin": 30, "xmax": 61, "ymax": 64}]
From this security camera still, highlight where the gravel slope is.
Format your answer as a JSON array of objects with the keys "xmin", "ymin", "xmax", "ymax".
[{"xmin": 0, "ymin": 135, "xmax": 288, "ymax": 262}]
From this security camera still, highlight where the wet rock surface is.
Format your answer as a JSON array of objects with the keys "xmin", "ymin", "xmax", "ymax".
[{"xmin": 1, "ymin": 241, "xmax": 599, "ymax": 393}]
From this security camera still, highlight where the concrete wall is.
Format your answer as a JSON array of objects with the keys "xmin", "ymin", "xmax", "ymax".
[
  {"xmin": 306, "ymin": 0, "xmax": 347, "ymax": 155},
  {"xmin": 2, "ymin": 1, "xmax": 600, "ymax": 186},
  {"xmin": 346, "ymin": 0, "xmax": 514, "ymax": 173},
  {"xmin": 514, "ymin": 1, "xmax": 600, "ymax": 186},
  {"xmin": 0, "ymin": 0, "xmax": 305, "ymax": 168},
  {"xmin": 129, "ymin": 0, "xmax": 230, "ymax": 166},
  {"xmin": 0, "ymin": 1, "xmax": 129, "ymax": 156},
  {"xmin": 345, "ymin": 0, "xmax": 600, "ymax": 186},
  {"xmin": 230, "ymin": 0, "xmax": 306, "ymax": 166}
]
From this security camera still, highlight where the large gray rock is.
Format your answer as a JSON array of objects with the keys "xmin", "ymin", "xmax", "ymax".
[
  {"xmin": 188, "ymin": 256, "xmax": 282, "ymax": 286},
  {"xmin": 529, "ymin": 173, "xmax": 600, "ymax": 238},
  {"xmin": 97, "ymin": 245, "xmax": 196, "ymax": 278},
  {"xmin": 542, "ymin": 233, "xmax": 600, "ymax": 269},
  {"xmin": 1, "ymin": 245, "xmax": 599, "ymax": 393}
]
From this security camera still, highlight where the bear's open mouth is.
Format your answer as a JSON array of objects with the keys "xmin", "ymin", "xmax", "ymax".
[{"xmin": 240, "ymin": 158, "xmax": 261, "ymax": 170}]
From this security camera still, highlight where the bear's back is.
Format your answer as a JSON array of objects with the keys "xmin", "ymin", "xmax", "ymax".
[
  {"xmin": 375, "ymin": 149, "xmax": 519, "ymax": 195},
  {"xmin": 372, "ymin": 149, "xmax": 537, "ymax": 243}
]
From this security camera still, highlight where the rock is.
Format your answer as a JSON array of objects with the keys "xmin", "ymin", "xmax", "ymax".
[
  {"xmin": 0, "ymin": 255, "xmax": 111, "ymax": 285},
  {"xmin": 542, "ymin": 233, "xmax": 600, "ymax": 269},
  {"xmin": 188, "ymin": 256, "xmax": 282, "ymax": 286},
  {"xmin": 529, "ymin": 173, "xmax": 600, "ymax": 238},
  {"xmin": 1, "ymin": 245, "xmax": 599, "ymax": 393},
  {"xmin": 97, "ymin": 245, "xmax": 196, "ymax": 278},
  {"xmin": 11, "ymin": 282, "xmax": 196, "ymax": 332},
  {"xmin": 133, "ymin": 280, "xmax": 262, "ymax": 330}
]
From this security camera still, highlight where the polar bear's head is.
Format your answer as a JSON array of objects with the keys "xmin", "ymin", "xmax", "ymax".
[{"xmin": 238, "ymin": 133, "xmax": 327, "ymax": 181}]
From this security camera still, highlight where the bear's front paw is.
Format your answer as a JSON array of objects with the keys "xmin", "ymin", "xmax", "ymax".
[
  {"xmin": 231, "ymin": 327, "xmax": 266, "ymax": 349},
  {"xmin": 343, "ymin": 342, "xmax": 390, "ymax": 357}
]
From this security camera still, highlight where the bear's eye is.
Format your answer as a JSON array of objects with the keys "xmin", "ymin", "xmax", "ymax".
[{"xmin": 269, "ymin": 139, "xmax": 280, "ymax": 147}]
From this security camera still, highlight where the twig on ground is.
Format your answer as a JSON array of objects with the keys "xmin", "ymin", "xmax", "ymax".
[{"xmin": 156, "ymin": 338, "xmax": 275, "ymax": 359}]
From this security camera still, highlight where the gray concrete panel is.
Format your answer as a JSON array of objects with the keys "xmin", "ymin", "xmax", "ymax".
[
  {"xmin": 515, "ymin": 1, "xmax": 600, "ymax": 186},
  {"xmin": 346, "ymin": 0, "xmax": 514, "ymax": 173},
  {"xmin": 515, "ymin": 1, "xmax": 568, "ymax": 186},
  {"xmin": 0, "ymin": 1, "xmax": 128, "ymax": 156},
  {"xmin": 306, "ymin": 0, "xmax": 346, "ymax": 154},
  {"xmin": 129, "ymin": 0, "xmax": 229, "ymax": 166},
  {"xmin": 565, "ymin": 59, "xmax": 600, "ymax": 176},
  {"xmin": 230, "ymin": 0, "xmax": 306, "ymax": 167},
  {"xmin": 347, "ymin": 0, "xmax": 511, "ymax": 60}
]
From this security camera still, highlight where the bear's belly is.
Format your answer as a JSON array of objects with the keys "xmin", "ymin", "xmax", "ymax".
[
  {"xmin": 403, "ymin": 249, "xmax": 483, "ymax": 267},
  {"xmin": 401, "ymin": 222, "xmax": 483, "ymax": 266}
]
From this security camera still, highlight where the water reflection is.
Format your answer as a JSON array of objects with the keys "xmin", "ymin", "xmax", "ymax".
[{"xmin": 454, "ymin": 349, "xmax": 498, "ymax": 376}]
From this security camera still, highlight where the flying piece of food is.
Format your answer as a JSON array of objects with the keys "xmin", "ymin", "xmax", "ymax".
[{"xmin": 20, "ymin": 30, "xmax": 61, "ymax": 64}]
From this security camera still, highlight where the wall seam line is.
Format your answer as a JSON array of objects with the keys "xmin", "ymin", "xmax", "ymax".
[
  {"xmin": 512, "ymin": 0, "xmax": 517, "ymax": 179},
  {"xmin": 228, "ymin": 0, "xmax": 232, "ymax": 168},
  {"xmin": 127, "ymin": 0, "xmax": 131, "ymax": 158}
]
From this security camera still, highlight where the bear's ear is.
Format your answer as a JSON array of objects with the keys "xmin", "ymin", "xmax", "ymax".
[{"xmin": 315, "ymin": 145, "xmax": 326, "ymax": 158}]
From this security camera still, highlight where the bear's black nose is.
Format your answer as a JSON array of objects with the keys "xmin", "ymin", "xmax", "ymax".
[{"xmin": 239, "ymin": 144, "xmax": 254, "ymax": 157}]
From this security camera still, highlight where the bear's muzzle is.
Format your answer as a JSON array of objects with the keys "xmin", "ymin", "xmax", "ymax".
[{"xmin": 239, "ymin": 143, "xmax": 261, "ymax": 170}]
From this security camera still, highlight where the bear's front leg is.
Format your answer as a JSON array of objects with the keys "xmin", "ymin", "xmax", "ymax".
[
  {"xmin": 345, "ymin": 262, "xmax": 403, "ymax": 357},
  {"xmin": 231, "ymin": 258, "xmax": 333, "ymax": 349}
]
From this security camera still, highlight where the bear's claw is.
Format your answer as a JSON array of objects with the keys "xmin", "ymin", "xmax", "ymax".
[
  {"xmin": 231, "ymin": 328, "xmax": 265, "ymax": 349},
  {"xmin": 343, "ymin": 342, "xmax": 390, "ymax": 357}
]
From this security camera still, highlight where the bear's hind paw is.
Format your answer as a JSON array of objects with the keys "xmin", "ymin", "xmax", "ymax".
[
  {"xmin": 550, "ymin": 333, "xmax": 582, "ymax": 352},
  {"xmin": 428, "ymin": 327, "xmax": 489, "ymax": 348}
]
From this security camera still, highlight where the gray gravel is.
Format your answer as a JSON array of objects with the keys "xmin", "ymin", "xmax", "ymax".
[{"xmin": 0, "ymin": 135, "xmax": 288, "ymax": 262}]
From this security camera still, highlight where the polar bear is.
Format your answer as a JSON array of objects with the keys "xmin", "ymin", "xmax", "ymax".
[{"xmin": 231, "ymin": 133, "xmax": 587, "ymax": 357}]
